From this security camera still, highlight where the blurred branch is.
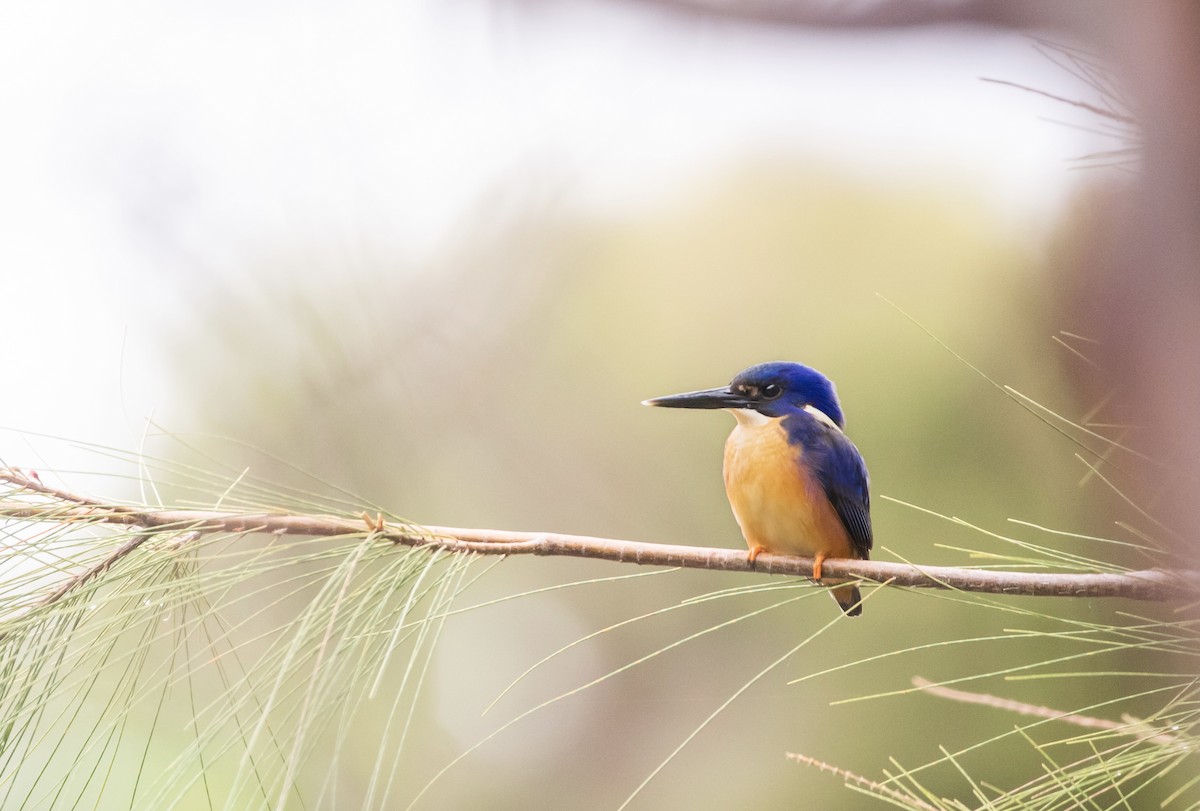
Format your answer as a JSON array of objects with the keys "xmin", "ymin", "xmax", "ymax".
[
  {"xmin": 626, "ymin": 0, "xmax": 1056, "ymax": 30},
  {"xmin": 3, "ymin": 467, "xmax": 1197, "ymax": 606},
  {"xmin": 911, "ymin": 676, "xmax": 1187, "ymax": 749},
  {"xmin": 786, "ymin": 752, "xmax": 939, "ymax": 811}
]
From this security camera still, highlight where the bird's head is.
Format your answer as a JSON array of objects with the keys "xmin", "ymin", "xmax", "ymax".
[{"xmin": 642, "ymin": 361, "xmax": 845, "ymax": 429}]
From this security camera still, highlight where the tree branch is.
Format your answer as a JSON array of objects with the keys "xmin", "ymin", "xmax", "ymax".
[
  {"xmin": 586, "ymin": 0, "xmax": 1054, "ymax": 31},
  {"xmin": 911, "ymin": 676, "xmax": 1186, "ymax": 749},
  {"xmin": 1, "ymin": 468, "xmax": 1195, "ymax": 605},
  {"xmin": 786, "ymin": 752, "xmax": 939, "ymax": 811}
]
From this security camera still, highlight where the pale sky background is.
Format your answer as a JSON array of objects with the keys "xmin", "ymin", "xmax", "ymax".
[{"xmin": 0, "ymin": 0, "xmax": 1114, "ymax": 473}]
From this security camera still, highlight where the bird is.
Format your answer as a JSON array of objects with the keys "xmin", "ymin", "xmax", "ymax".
[{"xmin": 643, "ymin": 361, "xmax": 872, "ymax": 616}]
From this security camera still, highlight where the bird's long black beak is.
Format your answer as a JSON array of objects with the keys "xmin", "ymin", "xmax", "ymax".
[{"xmin": 642, "ymin": 386, "xmax": 751, "ymax": 409}]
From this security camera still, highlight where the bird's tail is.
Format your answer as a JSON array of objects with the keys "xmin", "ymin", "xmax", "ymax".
[{"xmin": 831, "ymin": 583, "xmax": 863, "ymax": 617}]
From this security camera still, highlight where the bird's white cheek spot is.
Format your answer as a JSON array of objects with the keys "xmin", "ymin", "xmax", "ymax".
[
  {"xmin": 803, "ymin": 404, "xmax": 841, "ymax": 430},
  {"xmin": 729, "ymin": 408, "xmax": 770, "ymax": 426}
]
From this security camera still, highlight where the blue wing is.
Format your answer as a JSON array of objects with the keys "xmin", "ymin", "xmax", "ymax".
[
  {"xmin": 786, "ymin": 415, "xmax": 873, "ymax": 560},
  {"xmin": 820, "ymin": 431, "xmax": 872, "ymax": 560}
]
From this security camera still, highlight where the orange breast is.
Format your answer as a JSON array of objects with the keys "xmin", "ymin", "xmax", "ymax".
[{"xmin": 722, "ymin": 416, "xmax": 855, "ymax": 560}]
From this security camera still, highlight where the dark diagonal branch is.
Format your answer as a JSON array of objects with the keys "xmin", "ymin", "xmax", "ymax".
[
  {"xmin": 33, "ymin": 529, "xmax": 203, "ymax": 610},
  {"xmin": 2, "ymin": 468, "xmax": 1198, "ymax": 610}
]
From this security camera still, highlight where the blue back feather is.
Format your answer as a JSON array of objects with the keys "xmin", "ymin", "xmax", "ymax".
[{"xmin": 783, "ymin": 413, "xmax": 873, "ymax": 560}]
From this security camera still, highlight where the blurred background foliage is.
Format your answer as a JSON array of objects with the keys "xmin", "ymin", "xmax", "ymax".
[{"xmin": 149, "ymin": 161, "xmax": 1178, "ymax": 808}]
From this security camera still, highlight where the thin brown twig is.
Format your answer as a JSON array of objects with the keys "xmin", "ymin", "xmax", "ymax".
[
  {"xmin": 2, "ymin": 468, "xmax": 1198, "ymax": 609},
  {"xmin": 979, "ymin": 77, "xmax": 1137, "ymax": 125},
  {"xmin": 911, "ymin": 677, "xmax": 1187, "ymax": 748},
  {"xmin": 786, "ymin": 752, "xmax": 940, "ymax": 811},
  {"xmin": 1, "ymin": 469, "xmax": 206, "ymax": 609},
  {"xmin": 34, "ymin": 530, "xmax": 154, "ymax": 608},
  {"xmin": 31, "ymin": 529, "xmax": 204, "ymax": 610}
]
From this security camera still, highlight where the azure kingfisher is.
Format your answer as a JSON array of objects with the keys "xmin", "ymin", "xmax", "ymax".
[{"xmin": 644, "ymin": 362, "xmax": 872, "ymax": 616}]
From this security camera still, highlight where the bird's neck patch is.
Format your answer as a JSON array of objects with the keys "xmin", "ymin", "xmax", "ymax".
[
  {"xmin": 803, "ymin": 404, "xmax": 841, "ymax": 431},
  {"xmin": 729, "ymin": 408, "xmax": 772, "ymax": 427}
]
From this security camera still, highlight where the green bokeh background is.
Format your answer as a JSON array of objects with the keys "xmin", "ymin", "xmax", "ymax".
[{"xmin": 127, "ymin": 162, "xmax": 1177, "ymax": 808}]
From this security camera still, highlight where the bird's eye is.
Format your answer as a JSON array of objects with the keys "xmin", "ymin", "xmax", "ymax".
[{"xmin": 762, "ymin": 383, "xmax": 782, "ymax": 399}]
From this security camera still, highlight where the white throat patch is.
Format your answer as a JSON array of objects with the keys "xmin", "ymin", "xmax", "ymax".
[
  {"xmin": 803, "ymin": 404, "xmax": 841, "ymax": 431},
  {"xmin": 728, "ymin": 408, "xmax": 771, "ymax": 426}
]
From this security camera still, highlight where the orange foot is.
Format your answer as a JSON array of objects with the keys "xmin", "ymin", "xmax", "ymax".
[
  {"xmin": 747, "ymin": 545, "xmax": 765, "ymax": 566},
  {"xmin": 361, "ymin": 511, "xmax": 386, "ymax": 532},
  {"xmin": 812, "ymin": 553, "xmax": 827, "ymax": 581}
]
